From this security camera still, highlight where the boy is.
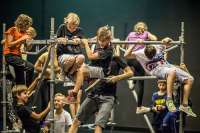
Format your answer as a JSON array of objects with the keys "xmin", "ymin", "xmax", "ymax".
[
  {"xmin": 68, "ymin": 56, "xmax": 133, "ymax": 133},
  {"xmin": 124, "ymin": 37, "xmax": 196, "ymax": 117},
  {"xmin": 43, "ymin": 93, "xmax": 72, "ymax": 133},
  {"xmin": 13, "ymin": 84, "xmax": 50, "ymax": 133}
]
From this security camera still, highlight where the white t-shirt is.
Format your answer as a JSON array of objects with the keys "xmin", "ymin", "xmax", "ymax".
[
  {"xmin": 134, "ymin": 45, "xmax": 166, "ymax": 75},
  {"xmin": 46, "ymin": 109, "xmax": 72, "ymax": 133}
]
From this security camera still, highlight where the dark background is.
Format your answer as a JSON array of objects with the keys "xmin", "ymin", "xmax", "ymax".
[{"xmin": 1, "ymin": 0, "xmax": 200, "ymax": 131}]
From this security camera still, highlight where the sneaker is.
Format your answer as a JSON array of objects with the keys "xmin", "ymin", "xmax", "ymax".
[
  {"xmin": 166, "ymin": 99, "xmax": 176, "ymax": 112},
  {"xmin": 136, "ymin": 106, "xmax": 151, "ymax": 114},
  {"xmin": 179, "ymin": 105, "xmax": 197, "ymax": 117}
]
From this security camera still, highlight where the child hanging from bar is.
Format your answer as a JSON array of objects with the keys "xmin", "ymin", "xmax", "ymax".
[
  {"xmin": 66, "ymin": 26, "xmax": 114, "ymax": 102},
  {"xmin": 125, "ymin": 21, "xmax": 157, "ymax": 114},
  {"xmin": 12, "ymin": 84, "xmax": 50, "ymax": 133},
  {"xmin": 124, "ymin": 37, "xmax": 197, "ymax": 117},
  {"xmin": 43, "ymin": 93, "xmax": 72, "ymax": 133},
  {"xmin": 3, "ymin": 14, "xmax": 35, "ymax": 86},
  {"xmin": 68, "ymin": 40, "xmax": 133, "ymax": 133}
]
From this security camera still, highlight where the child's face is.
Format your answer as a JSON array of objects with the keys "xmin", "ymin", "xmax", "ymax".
[
  {"xmin": 17, "ymin": 91, "xmax": 28, "ymax": 103},
  {"xmin": 136, "ymin": 23, "xmax": 145, "ymax": 34},
  {"xmin": 98, "ymin": 38, "xmax": 111, "ymax": 48},
  {"xmin": 54, "ymin": 96, "xmax": 64, "ymax": 109},
  {"xmin": 158, "ymin": 82, "xmax": 166, "ymax": 91},
  {"xmin": 67, "ymin": 21, "xmax": 78, "ymax": 33}
]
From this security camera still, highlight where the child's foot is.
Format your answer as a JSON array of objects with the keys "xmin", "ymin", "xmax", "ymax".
[
  {"xmin": 179, "ymin": 105, "xmax": 197, "ymax": 117},
  {"xmin": 166, "ymin": 98, "xmax": 176, "ymax": 112},
  {"xmin": 136, "ymin": 106, "xmax": 151, "ymax": 114}
]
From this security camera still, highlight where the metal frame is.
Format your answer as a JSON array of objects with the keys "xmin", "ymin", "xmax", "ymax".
[{"xmin": 1, "ymin": 20, "xmax": 185, "ymax": 133}]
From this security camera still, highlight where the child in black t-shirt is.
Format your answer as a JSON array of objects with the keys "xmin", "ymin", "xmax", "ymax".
[
  {"xmin": 12, "ymin": 84, "xmax": 50, "ymax": 133},
  {"xmin": 67, "ymin": 26, "xmax": 114, "ymax": 102}
]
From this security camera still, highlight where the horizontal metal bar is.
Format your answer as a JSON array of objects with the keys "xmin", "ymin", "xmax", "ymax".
[
  {"xmin": 27, "ymin": 39, "xmax": 184, "ymax": 45},
  {"xmin": 128, "ymin": 76, "xmax": 157, "ymax": 80}
]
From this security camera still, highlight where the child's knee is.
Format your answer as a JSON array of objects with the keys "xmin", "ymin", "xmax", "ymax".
[{"xmin": 76, "ymin": 55, "xmax": 85, "ymax": 64}]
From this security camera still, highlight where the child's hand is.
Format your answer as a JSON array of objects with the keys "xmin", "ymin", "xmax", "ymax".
[
  {"xmin": 56, "ymin": 37, "xmax": 68, "ymax": 44},
  {"xmin": 161, "ymin": 37, "xmax": 173, "ymax": 44},
  {"xmin": 106, "ymin": 76, "xmax": 118, "ymax": 83}
]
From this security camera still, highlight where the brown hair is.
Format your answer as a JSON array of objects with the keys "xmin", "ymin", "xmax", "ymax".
[
  {"xmin": 12, "ymin": 84, "xmax": 28, "ymax": 97},
  {"xmin": 97, "ymin": 25, "xmax": 112, "ymax": 41},
  {"xmin": 157, "ymin": 80, "xmax": 166, "ymax": 84},
  {"xmin": 144, "ymin": 45, "xmax": 156, "ymax": 59},
  {"xmin": 15, "ymin": 14, "xmax": 33, "ymax": 32}
]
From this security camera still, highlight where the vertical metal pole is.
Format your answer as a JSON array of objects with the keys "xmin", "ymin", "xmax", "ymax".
[
  {"xmin": 2, "ymin": 23, "xmax": 7, "ymax": 131},
  {"xmin": 49, "ymin": 17, "xmax": 55, "ymax": 133},
  {"xmin": 179, "ymin": 22, "xmax": 184, "ymax": 133}
]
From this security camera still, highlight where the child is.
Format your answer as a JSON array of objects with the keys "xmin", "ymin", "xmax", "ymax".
[
  {"xmin": 3, "ymin": 14, "xmax": 34, "ymax": 86},
  {"xmin": 34, "ymin": 46, "xmax": 61, "ymax": 110},
  {"xmin": 12, "ymin": 84, "xmax": 50, "ymax": 133},
  {"xmin": 124, "ymin": 37, "xmax": 196, "ymax": 117},
  {"xmin": 20, "ymin": 27, "xmax": 37, "ymax": 60},
  {"xmin": 56, "ymin": 12, "xmax": 85, "ymax": 79},
  {"xmin": 68, "ymin": 56, "xmax": 133, "ymax": 133},
  {"xmin": 43, "ymin": 93, "xmax": 72, "ymax": 133},
  {"xmin": 125, "ymin": 21, "xmax": 157, "ymax": 114},
  {"xmin": 67, "ymin": 26, "xmax": 114, "ymax": 102}
]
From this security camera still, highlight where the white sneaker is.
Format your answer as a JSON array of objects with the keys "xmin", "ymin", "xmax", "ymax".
[{"xmin": 136, "ymin": 106, "xmax": 151, "ymax": 114}]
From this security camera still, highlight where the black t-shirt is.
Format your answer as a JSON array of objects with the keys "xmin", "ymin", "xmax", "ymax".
[
  {"xmin": 90, "ymin": 44, "xmax": 113, "ymax": 76},
  {"xmin": 90, "ymin": 56, "xmax": 127, "ymax": 96},
  {"xmin": 56, "ymin": 24, "xmax": 84, "ymax": 56},
  {"xmin": 15, "ymin": 104, "xmax": 40, "ymax": 133}
]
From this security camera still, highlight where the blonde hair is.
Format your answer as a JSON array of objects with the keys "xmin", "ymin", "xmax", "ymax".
[
  {"xmin": 134, "ymin": 21, "xmax": 148, "ymax": 32},
  {"xmin": 12, "ymin": 84, "xmax": 28, "ymax": 96},
  {"xmin": 27, "ymin": 27, "xmax": 37, "ymax": 38},
  {"xmin": 64, "ymin": 12, "xmax": 80, "ymax": 25},
  {"xmin": 97, "ymin": 25, "xmax": 112, "ymax": 41},
  {"xmin": 15, "ymin": 14, "xmax": 33, "ymax": 31}
]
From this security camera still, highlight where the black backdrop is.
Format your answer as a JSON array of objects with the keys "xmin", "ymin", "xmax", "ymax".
[{"xmin": 0, "ymin": 0, "xmax": 200, "ymax": 131}]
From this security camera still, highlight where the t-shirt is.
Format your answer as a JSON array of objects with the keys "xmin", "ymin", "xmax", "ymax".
[
  {"xmin": 89, "ymin": 44, "xmax": 113, "ymax": 76},
  {"xmin": 126, "ymin": 31, "xmax": 149, "ymax": 51},
  {"xmin": 90, "ymin": 56, "xmax": 127, "ymax": 96},
  {"xmin": 15, "ymin": 104, "xmax": 40, "ymax": 133},
  {"xmin": 56, "ymin": 24, "xmax": 84, "ymax": 56},
  {"xmin": 46, "ymin": 109, "xmax": 72, "ymax": 133},
  {"xmin": 134, "ymin": 45, "xmax": 166, "ymax": 75},
  {"xmin": 3, "ymin": 27, "xmax": 26, "ymax": 55},
  {"xmin": 151, "ymin": 91, "xmax": 168, "ymax": 126}
]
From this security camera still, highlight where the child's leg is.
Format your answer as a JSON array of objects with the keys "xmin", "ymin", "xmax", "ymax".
[
  {"xmin": 182, "ymin": 78, "xmax": 193, "ymax": 105},
  {"xmin": 69, "ymin": 54, "xmax": 85, "ymax": 75}
]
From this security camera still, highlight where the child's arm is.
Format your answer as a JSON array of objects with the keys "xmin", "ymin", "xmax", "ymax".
[
  {"xmin": 81, "ymin": 39, "xmax": 101, "ymax": 60},
  {"xmin": 31, "ymin": 102, "xmax": 50, "ymax": 120},
  {"xmin": 124, "ymin": 45, "xmax": 136, "ymax": 59},
  {"xmin": 147, "ymin": 32, "xmax": 157, "ymax": 41},
  {"xmin": 7, "ymin": 34, "xmax": 31, "ymax": 48},
  {"xmin": 107, "ymin": 66, "xmax": 133, "ymax": 83}
]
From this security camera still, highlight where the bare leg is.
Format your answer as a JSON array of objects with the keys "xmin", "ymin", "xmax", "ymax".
[
  {"xmin": 182, "ymin": 79, "xmax": 193, "ymax": 105},
  {"xmin": 166, "ymin": 70, "xmax": 176, "ymax": 98},
  {"xmin": 94, "ymin": 125, "xmax": 102, "ymax": 133},
  {"xmin": 68, "ymin": 118, "xmax": 80, "ymax": 133}
]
